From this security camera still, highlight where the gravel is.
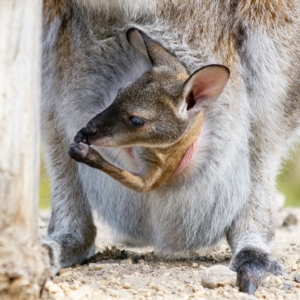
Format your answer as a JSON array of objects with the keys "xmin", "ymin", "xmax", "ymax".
[{"xmin": 40, "ymin": 207, "xmax": 300, "ymax": 299}]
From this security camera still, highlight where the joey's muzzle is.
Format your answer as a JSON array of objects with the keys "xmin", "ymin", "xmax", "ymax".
[
  {"xmin": 86, "ymin": 120, "xmax": 98, "ymax": 135},
  {"xmin": 73, "ymin": 118, "xmax": 99, "ymax": 144},
  {"xmin": 83, "ymin": 112, "xmax": 114, "ymax": 146}
]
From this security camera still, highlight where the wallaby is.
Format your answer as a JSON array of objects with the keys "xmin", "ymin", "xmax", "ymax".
[
  {"xmin": 42, "ymin": 0, "xmax": 300, "ymax": 294},
  {"xmin": 69, "ymin": 30, "xmax": 230, "ymax": 193}
]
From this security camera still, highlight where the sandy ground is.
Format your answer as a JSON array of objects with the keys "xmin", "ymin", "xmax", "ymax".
[{"xmin": 39, "ymin": 206, "xmax": 300, "ymax": 300}]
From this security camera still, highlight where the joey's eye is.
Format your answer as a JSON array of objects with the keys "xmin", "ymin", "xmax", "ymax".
[{"xmin": 130, "ymin": 116, "xmax": 145, "ymax": 127}]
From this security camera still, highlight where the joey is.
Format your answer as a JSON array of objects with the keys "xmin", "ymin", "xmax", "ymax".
[{"xmin": 69, "ymin": 30, "xmax": 230, "ymax": 193}]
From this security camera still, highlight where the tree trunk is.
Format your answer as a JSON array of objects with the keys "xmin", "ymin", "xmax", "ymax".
[{"xmin": 0, "ymin": 0, "xmax": 49, "ymax": 299}]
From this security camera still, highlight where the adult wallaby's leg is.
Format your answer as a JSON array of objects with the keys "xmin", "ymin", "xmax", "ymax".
[
  {"xmin": 41, "ymin": 0, "xmax": 99, "ymax": 276},
  {"xmin": 227, "ymin": 125, "xmax": 284, "ymax": 294},
  {"xmin": 227, "ymin": 195, "xmax": 282, "ymax": 294},
  {"xmin": 227, "ymin": 4, "xmax": 300, "ymax": 292},
  {"xmin": 42, "ymin": 132, "xmax": 97, "ymax": 276},
  {"xmin": 42, "ymin": 0, "xmax": 152, "ymax": 274}
]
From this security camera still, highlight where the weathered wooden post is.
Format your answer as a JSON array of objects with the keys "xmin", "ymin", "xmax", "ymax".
[{"xmin": 0, "ymin": 0, "xmax": 50, "ymax": 299}]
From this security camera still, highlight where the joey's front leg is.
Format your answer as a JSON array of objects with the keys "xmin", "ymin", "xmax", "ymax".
[{"xmin": 69, "ymin": 142, "xmax": 161, "ymax": 193}]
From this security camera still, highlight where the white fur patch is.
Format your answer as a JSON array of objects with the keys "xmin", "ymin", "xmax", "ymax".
[{"xmin": 76, "ymin": 0, "xmax": 157, "ymax": 15}]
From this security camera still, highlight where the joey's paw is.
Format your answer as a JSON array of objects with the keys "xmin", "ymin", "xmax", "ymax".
[
  {"xmin": 231, "ymin": 247, "xmax": 282, "ymax": 294},
  {"xmin": 69, "ymin": 142, "xmax": 90, "ymax": 162}
]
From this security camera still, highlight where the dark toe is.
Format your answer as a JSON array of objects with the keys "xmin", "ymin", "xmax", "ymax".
[
  {"xmin": 75, "ymin": 142, "xmax": 87, "ymax": 151},
  {"xmin": 239, "ymin": 279, "xmax": 257, "ymax": 294},
  {"xmin": 237, "ymin": 264, "xmax": 260, "ymax": 294},
  {"xmin": 69, "ymin": 143, "xmax": 88, "ymax": 161},
  {"xmin": 69, "ymin": 143, "xmax": 79, "ymax": 158},
  {"xmin": 268, "ymin": 260, "xmax": 283, "ymax": 276}
]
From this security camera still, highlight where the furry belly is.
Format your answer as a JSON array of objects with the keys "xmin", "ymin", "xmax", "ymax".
[{"xmin": 84, "ymin": 154, "xmax": 247, "ymax": 252}]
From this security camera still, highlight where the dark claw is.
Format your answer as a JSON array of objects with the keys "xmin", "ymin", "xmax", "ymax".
[
  {"xmin": 232, "ymin": 247, "xmax": 282, "ymax": 295},
  {"xmin": 237, "ymin": 262, "xmax": 263, "ymax": 294},
  {"xmin": 240, "ymin": 279, "xmax": 257, "ymax": 295},
  {"xmin": 268, "ymin": 260, "xmax": 283, "ymax": 276}
]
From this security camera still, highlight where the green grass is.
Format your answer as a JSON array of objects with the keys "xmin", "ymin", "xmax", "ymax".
[
  {"xmin": 277, "ymin": 148, "xmax": 300, "ymax": 207},
  {"xmin": 39, "ymin": 156, "xmax": 51, "ymax": 209},
  {"xmin": 39, "ymin": 151, "xmax": 300, "ymax": 209}
]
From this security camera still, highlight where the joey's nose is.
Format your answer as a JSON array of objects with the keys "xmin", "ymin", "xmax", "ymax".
[{"xmin": 86, "ymin": 121, "xmax": 98, "ymax": 135}]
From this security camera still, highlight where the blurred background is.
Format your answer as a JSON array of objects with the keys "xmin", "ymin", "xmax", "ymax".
[
  {"xmin": 39, "ymin": 148, "xmax": 300, "ymax": 209},
  {"xmin": 277, "ymin": 147, "xmax": 300, "ymax": 207}
]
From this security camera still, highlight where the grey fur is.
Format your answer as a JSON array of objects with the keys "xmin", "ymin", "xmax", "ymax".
[{"xmin": 42, "ymin": 0, "xmax": 300, "ymax": 291}]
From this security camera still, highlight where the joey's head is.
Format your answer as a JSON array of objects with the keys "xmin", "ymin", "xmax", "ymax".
[{"xmin": 86, "ymin": 29, "xmax": 230, "ymax": 148}]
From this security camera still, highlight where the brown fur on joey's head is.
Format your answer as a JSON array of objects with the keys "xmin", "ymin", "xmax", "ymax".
[{"xmin": 87, "ymin": 29, "xmax": 230, "ymax": 148}]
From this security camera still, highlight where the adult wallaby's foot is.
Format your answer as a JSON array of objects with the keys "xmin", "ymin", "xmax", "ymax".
[
  {"xmin": 231, "ymin": 247, "xmax": 283, "ymax": 294},
  {"xmin": 42, "ymin": 234, "xmax": 96, "ymax": 277}
]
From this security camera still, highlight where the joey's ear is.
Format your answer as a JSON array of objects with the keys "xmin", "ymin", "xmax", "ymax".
[
  {"xmin": 182, "ymin": 65, "xmax": 230, "ymax": 111},
  {"xmin": 127, "ymin": 28, "xmax": 186, "ymax": 72},
  {"xmin": 127, "ymin": 29, "xmax": 151, "ymax": 61}
]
